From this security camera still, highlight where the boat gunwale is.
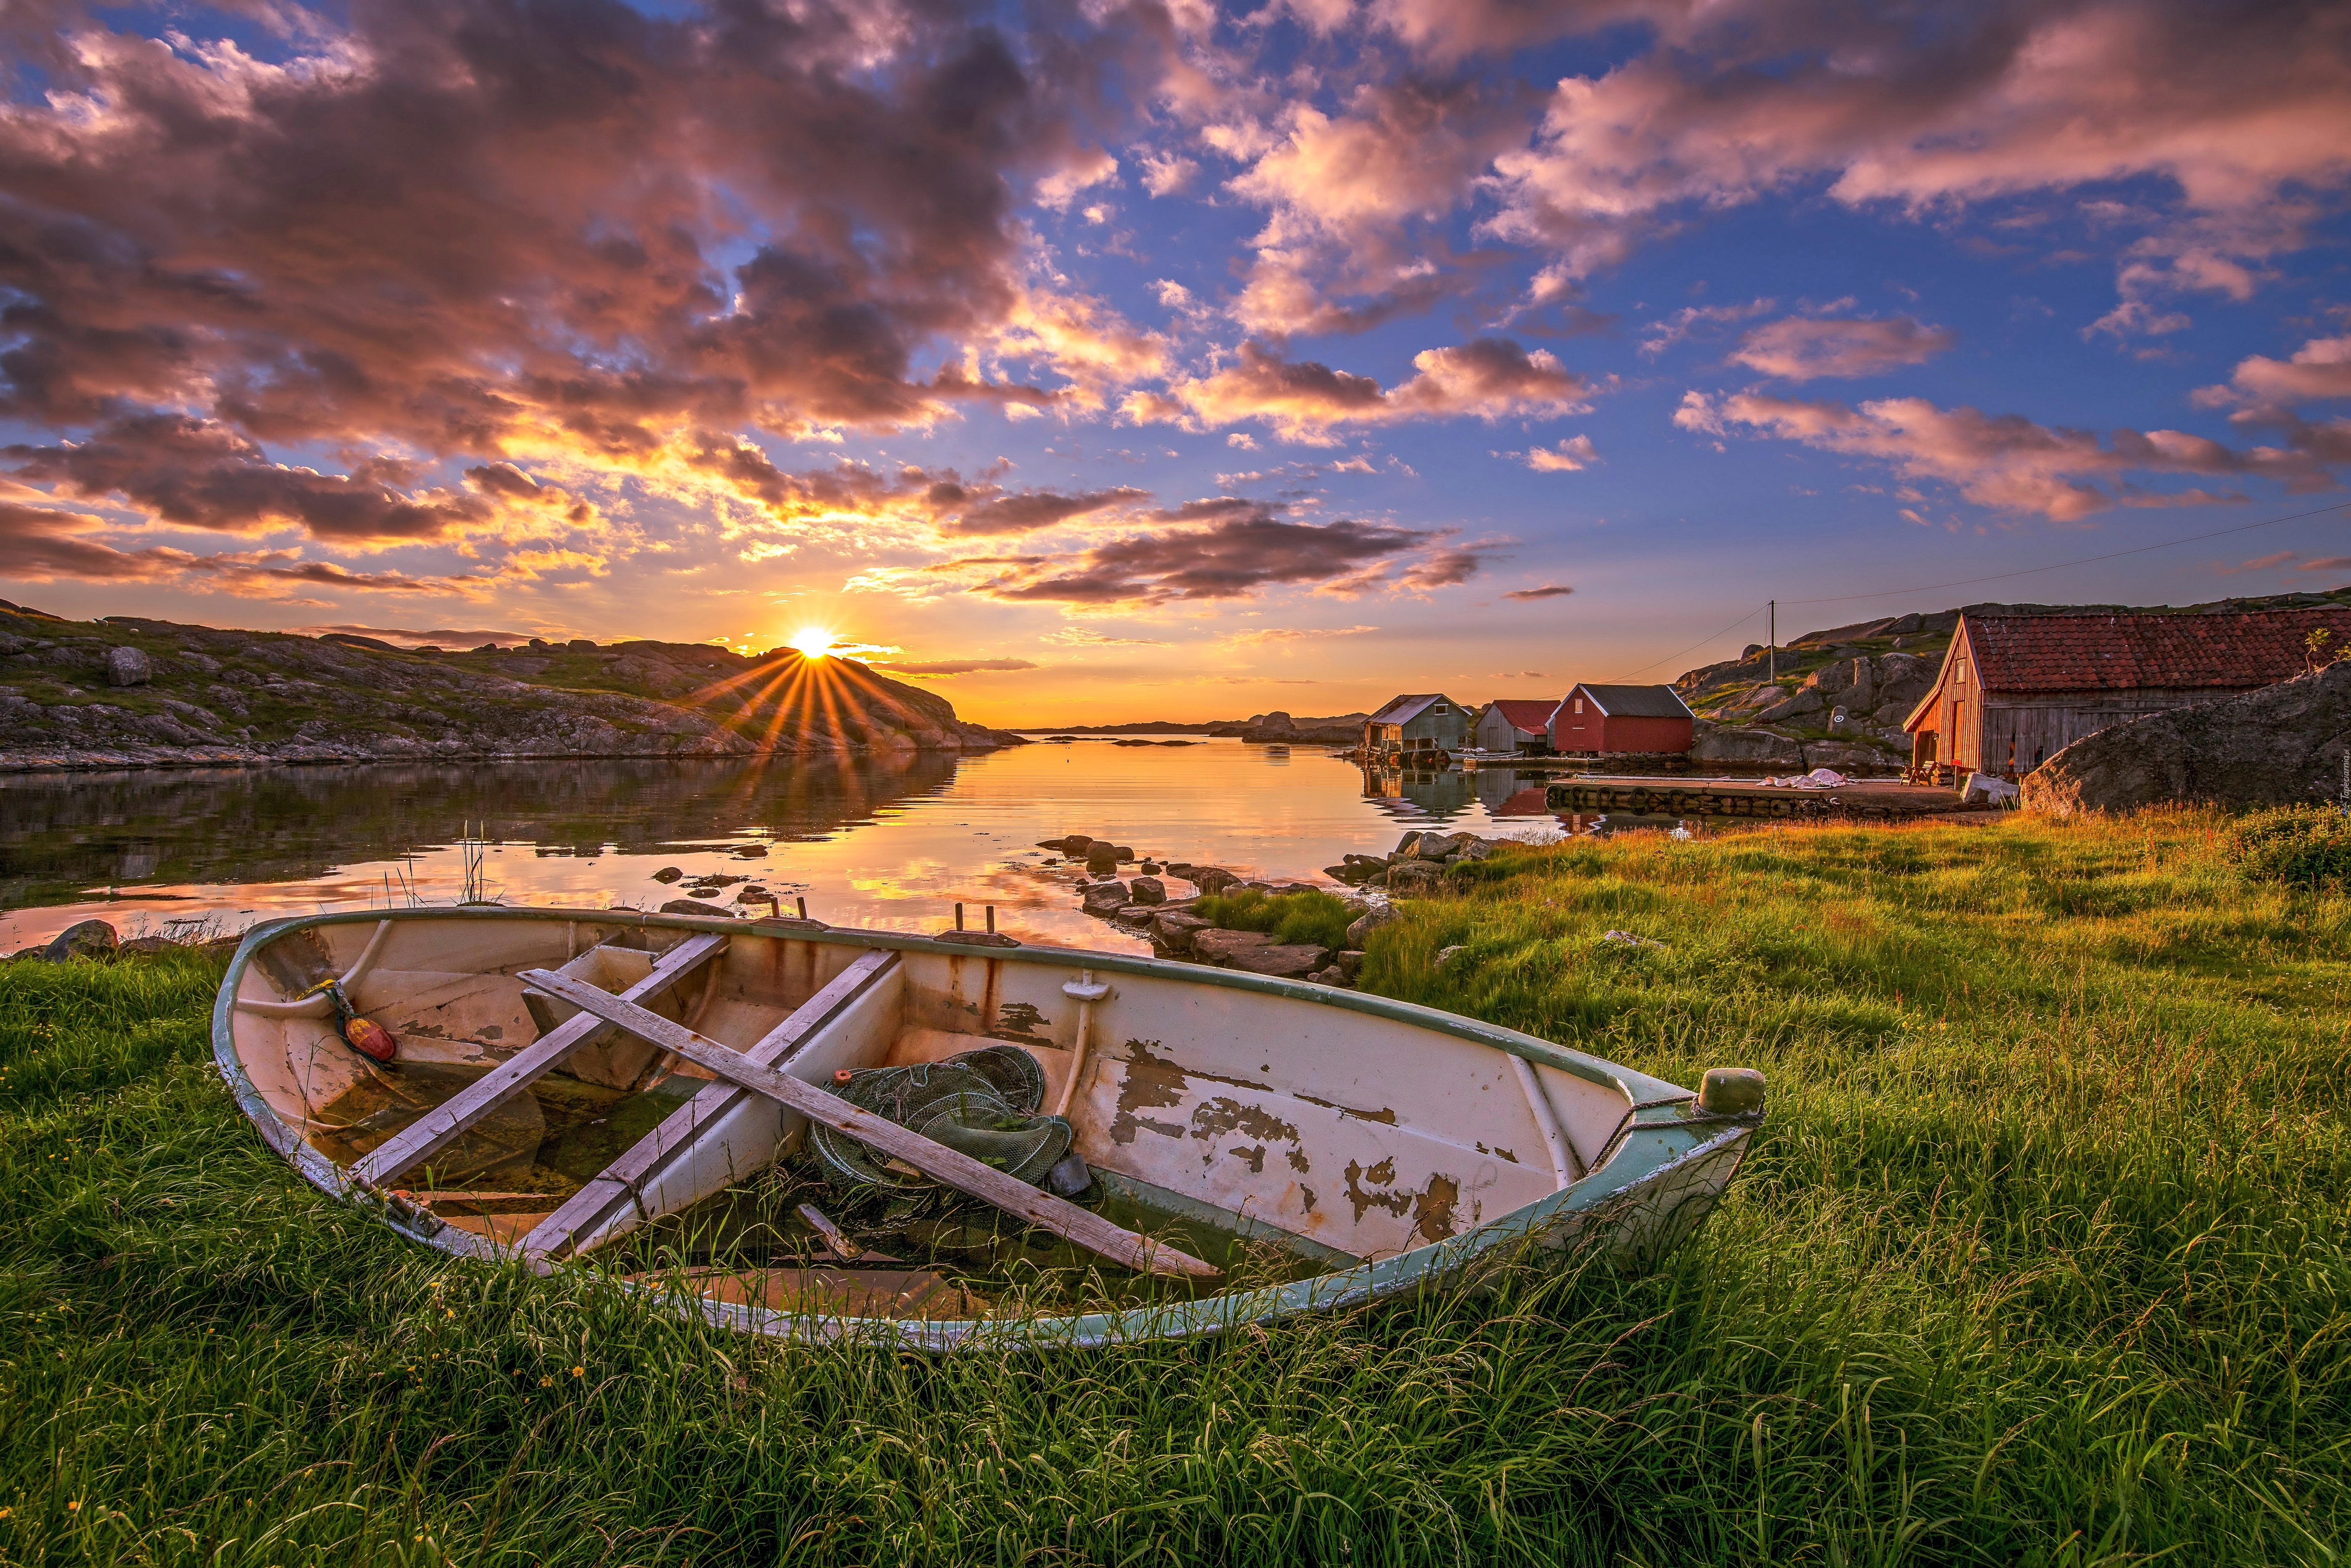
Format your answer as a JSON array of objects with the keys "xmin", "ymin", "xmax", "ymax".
[{"xmin": 210, "ymin": 904, "xmax": 1750, "ymax": 1350}]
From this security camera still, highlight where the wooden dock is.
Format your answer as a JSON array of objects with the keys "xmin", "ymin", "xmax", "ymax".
[{"xmin": 1545, "ymin": 776, "xmax": 1968, "ymax": 820}]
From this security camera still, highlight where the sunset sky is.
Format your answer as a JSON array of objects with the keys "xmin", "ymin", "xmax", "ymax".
[{"xmin": 2, "ymin": 0, "xmax": 2348, "ymax": 723}]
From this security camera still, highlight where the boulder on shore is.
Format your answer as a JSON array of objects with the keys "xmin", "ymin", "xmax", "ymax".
[
  {"xmin": 2024, "ymin": 663, "xmax": 2351, "ymax": 816},
  {"xmin": 41, "ymin": 919, "xmax": 119, "ymax": 961}
]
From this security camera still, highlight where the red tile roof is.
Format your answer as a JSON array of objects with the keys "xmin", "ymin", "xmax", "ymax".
[
  {"xmin": 1487, "ymin": 699, "xmax": 1558, "ymax": 732},
  {"xmin": 1965, "ymin": 609, "xmax": 2351, "ymax": 693}
]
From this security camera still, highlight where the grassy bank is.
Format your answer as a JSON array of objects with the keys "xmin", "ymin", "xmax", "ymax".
[{"xmin": 3, "ymin": 811, "xmax": 2346, "ymax": 1565}]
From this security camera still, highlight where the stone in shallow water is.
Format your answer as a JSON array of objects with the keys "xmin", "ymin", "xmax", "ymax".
[{"xmin": 1223, "ymin": 943, "xmax": 1331, "ymax": 978}]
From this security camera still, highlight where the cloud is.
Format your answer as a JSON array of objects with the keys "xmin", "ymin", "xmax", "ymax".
[
  {"xmin": 0, "ymin": 0, "xmax": 1172, "ymax": 590},
  {"xmin": 1677, "ymin": 389, "xmax": 2332, "ymax": 521},
  {"xmin": 1141, "ymin": 152, "xmax": 1199, "ymax": 197},
  {"xmin": 936, "ymin": 487, "xmax": 1152, "ymax": 536},
  {"xmin": 1042, "ymin": 627, "xmax": 1171, "ymax": 646},
  {"xmin": 2197, "ymin": 335, "xmax": 2351, "ymax": 407},
  {"xmin": 1503, "ymin": 584, "xmax": 1574, "ymax": 600},
  {"xmin": 6, "ymin": 415, "xmax": 511, "ymax": 542},
  {"xmin": 1639, "ymin": 300, "xmax": 1776, "ymax": 358},
  {"xmin": 1226, "ymin": 624, "xmax": 1380, "ymax": 644},
  {"xmin": 1478, "ymin": 3, "xmax": 2351, "ymax": 328},
  {"xmin": 1224, "ymin": 80, "xmax": 1527, "ymax": 335},
  {"xmin": 970, "ymin": 514, "xmax": 1433, "ymax": 604},
  {"xmin": 1132, "ymin": 338, "xmax": 1592, "ymax": 442},
  {"xmin": 0, "ymin": 503, "xmax": 488, "ymax": 597},
  {"xmin": 874, "ymin": 657, "xmax": 1041, "ymax": 676},
  {"xmin": 1523, "ymin": 436, "xmax": 1597, "ymax": 471},
  {"xmin": 1731, "ymin": 317, "xmax": 1956, "ymax": 380},
  {"xmin": 295, "ymin": 624, "xmax": 536, "ymax": 646}
]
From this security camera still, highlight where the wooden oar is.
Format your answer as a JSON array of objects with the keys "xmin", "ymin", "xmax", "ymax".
[{"xmin": 519, "ymin": 967, "xmax": 1222, "ymax": 1281}]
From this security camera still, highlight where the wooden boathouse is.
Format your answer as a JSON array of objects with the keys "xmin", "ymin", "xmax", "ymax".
[
  {"xmin": 1473, "ymin": 699, "xmax": 1560, "ymax": 755},
  {"xmin": 1364, "ymin": 694, "xmax": 1470, "ymax": 762},
  {"xmin": 1550, "ymin": 684, "xmax": 1695, "ymax": 756},
  {"xmin": 1904, "ymin": 607, "xmax": 2351, "ymax": 781}
]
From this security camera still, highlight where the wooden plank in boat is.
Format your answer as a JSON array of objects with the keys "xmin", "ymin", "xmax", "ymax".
[
  {"xmin": 351, "ymin": 932, "xmax": 729, "ymax": 1188},
  {"xmin": 519, "ymin": 967, "xmax": 1222, "ymax": 1280},
  {"xmin": 521, "ymin": 948, "xmax": 901, "ymax": 1262}
]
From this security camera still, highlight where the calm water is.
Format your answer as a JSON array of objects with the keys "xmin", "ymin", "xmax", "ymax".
[{"xmin": 0, "ymin": 739, "xmax": 1577, "ymax": 951}]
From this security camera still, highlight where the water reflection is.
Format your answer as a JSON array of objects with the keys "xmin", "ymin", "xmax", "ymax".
[{"xmin": 0, "ymin": 741, "xmax": 1584, "ymax": 950}]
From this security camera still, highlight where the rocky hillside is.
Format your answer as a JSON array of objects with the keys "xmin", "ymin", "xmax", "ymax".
[
  {"xmin": 0, "ymin": 601, "xmax": 1021, "ymax": 772},
  {"xmin": 1675, "ymin": 587, "xmax": 2351, "ymax": 774}
]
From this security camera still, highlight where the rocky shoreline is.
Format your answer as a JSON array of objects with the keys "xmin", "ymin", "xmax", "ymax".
[{"xmin": 1035, "ymin": 827, "xmax": 1511, "ymax": 988}]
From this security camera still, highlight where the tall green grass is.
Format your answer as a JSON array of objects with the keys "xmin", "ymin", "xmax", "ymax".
[
  {"xmin": 3, "ymin": 809, "xmax": 2347, "ymax": 1564},
  {"xmin": 1190, "ymin": 886, "xmax": 1359, "ymax": 951}
]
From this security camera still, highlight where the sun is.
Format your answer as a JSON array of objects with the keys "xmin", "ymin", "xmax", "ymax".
[{"xmin": 790, "ymin": 626, "xmax": 837, "ymax": 659}]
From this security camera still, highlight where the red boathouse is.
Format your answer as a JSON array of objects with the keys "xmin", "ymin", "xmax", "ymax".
[{"xmin": 1550, "ymin": 683, "xmax": 1696, "ymax": 755}]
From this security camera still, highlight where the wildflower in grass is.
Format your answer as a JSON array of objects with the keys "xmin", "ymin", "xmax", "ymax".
[
  {"xmin": 572, "ymin": 1365, "xmax": 584, "ymax": 1377},
  {"xmin": 539, "ymin": 1375, "xmax": 553, "ymax": 1387},
  {"xmin": 66, "ymin": 1501, "xmax": 79, "ymax": 1512}
]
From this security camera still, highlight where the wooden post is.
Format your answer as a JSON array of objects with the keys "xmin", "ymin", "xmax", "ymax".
[{"xmin": 519, "ymin": 967, "xmax": 1221, "ymax": 1281}]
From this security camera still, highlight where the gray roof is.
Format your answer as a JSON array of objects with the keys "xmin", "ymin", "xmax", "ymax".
[
  {"xmin": 1368, "ymin": 693, "xmax": 1453, "ymax": 725},
  {"xmin": 1573, "ymin": 683, "xmax": 1695, "ymax": 720}
]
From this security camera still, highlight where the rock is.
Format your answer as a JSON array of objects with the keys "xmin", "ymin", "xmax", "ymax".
[
  {"xmin": 105, "ymin": 646, "xmax": 153, "ymax": 686},
  {"xmin": 659, "ymin": 898, "xmax": 734, "ymax": 917},
  {"xmin": 1691, "ymin": 724, "xmax": 1806, "ymax": 767},
  {"xmin": 1455, "ymin": 837, "xmax": 1495, "ymax": 862},
  {"xmin": 116, "ymin": 935, "xmax": 180, "ymax": 956},
  {"xmin": 1601, "ymin": 929, "xmax": 1664, "ymax": 951},
  {"xmin": 651, "ymin": 866, "xmax": 684, "ymax": 883},
  {"xmin": 1139, "ymin": 860, "xmax": 1162, "ymax": 874},
  {"xmin": 1752, "ymin": 687, "xmax": 1826, "ymax": 724},
  {"xmin": 41, "ymin": 919, "xmax": 119, "ymax": 961},
  {"xmin": 2024, "ymin": 663, "xmax": 2351, "ymax": 816},
  {"xmin": 1306, "ymin": 966, "xmax": 1344, "ymax": 985},
  {"xmin": 1114, "ymin": 904, "xmax": 1157, "ymax": 928},
  {"xmin": 1385, "ymin": 860, "xmax": 1444, "ymax": 890},
  {"xmin": 567, "ymin": 638, "xmax": 597, "ymax": 652},
  {"xmin": 1345, "ymin": 905, "xmax": 1400, "ymax": 946},
  {"xmin": 1436, "ymin": 945, "xmax": 1466, "ymax": 967},
  {"xmin": 733, "ymin": 844, "xmax": 769, "ymax": 858},
  {"xmin": 1080, "ymin": 881, "xmax": 1130, "ymax": 912},
  {"xmin": 1152, "ymin": 909, "xmax": 1213, "ymax": 952},
  {"xmin": 1393, "ymin": 830, "xmax": 1427, "ymax": 858},
  {"xmin": 1963, "ymin": 772, "xmax": 2020, "ymax": 805},
  {"xmin": 1334, "ymin": 949, "xmax": 1366, "ymax": 981},
  {"xmin": 1191, "ymin": 928, "xmax": 1275, "ymax": 964},
  {"xmin": 1803, "ymin": 740, "xmax": 1894, "ymax": 774},
  {"xmin": 1084, "ymin": 846, "xmax": 1121, "ymax": 875},
  {"xmin": 1129, "ymin": 876, "xmax": 1167, "ymax": 905},
  {"xmin": 1225, "ymin": 943, "xmax": 1332, "ymax": 978},
  {"xmin": 1190, "ymin": 867, "xmax": 1241, "ymax": 895}
]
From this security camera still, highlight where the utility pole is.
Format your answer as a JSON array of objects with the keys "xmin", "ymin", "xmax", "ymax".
[{"xmin": 1767, "ymin": 601, "xmax": 1776, "ymax": 683}]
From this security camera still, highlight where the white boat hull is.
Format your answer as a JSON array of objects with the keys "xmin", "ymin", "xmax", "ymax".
[{"xmin": 213, "ymin": 907, "xmax": 1760, "ymax": 1349}]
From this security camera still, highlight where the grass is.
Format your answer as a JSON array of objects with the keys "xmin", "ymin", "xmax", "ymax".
[
  {"xmin": 1189, "ymin": 886, "xmax": 1361, "ymax": 952},
  {"xmin": 3, "ymin": 808, "xmax": 2348, "ymax": 1564}
]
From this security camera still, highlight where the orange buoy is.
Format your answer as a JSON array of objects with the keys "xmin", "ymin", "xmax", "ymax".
[{"xmin": 343, "ymin": 1015, "xmax": 399, "ymax": 1063}]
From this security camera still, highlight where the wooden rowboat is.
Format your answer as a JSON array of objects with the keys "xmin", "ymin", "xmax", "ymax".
[{"xmin": 212, "ymin": 906, "xmax": 1764, "ymax": 1349}]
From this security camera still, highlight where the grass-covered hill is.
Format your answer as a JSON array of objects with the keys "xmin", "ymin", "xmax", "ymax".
[
  {"xmin": 2, "ymin": 808, "xmax": 2344, "ymax": 1563},
  {"xmin": 0, "ymin": 601, "xmax": 1020, "ymax": 771}
]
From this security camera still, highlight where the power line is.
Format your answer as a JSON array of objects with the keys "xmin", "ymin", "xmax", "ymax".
[
  {"xmin": 1779, "ymin": 498, "xmax": 2351, "ymax": 606},
  {"xmin": 1609, "ymin": 602, "xmax": 1768, "ymax": 682}
]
